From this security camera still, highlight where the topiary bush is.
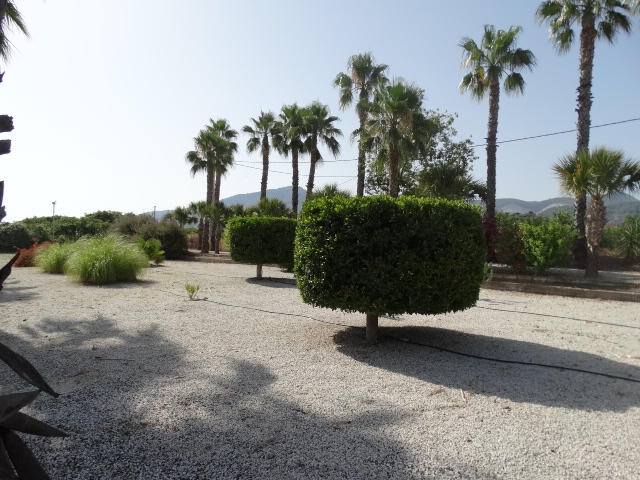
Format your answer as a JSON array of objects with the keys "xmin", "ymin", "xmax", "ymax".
[
  {"xmin": 64, "ymin": 234, "xmax": 149, "ymax": 284},
  {"xmin": 225, "ymin": 217, "xmax": 297, "ymax": 278},
  {"xmin": 295, "ymin": 196, "xmax": 485, "ymax": 343}
]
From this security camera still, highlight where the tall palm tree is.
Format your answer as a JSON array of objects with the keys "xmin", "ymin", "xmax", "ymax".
[
  {"xmin": 188, "ymin": 200, "xmax": 208, "ymax": 252},
  {"xmin": 418, "ymin": 163, "xmax": 488, "ymax": 202},
  {"xmin": 243, "ymin": 111, "xmax": 277, "ymax": 200},
  {"xmin": 553, "ymin": 146, "xmax": 640, "ymax": 277},
  {"xmin": 0, "ymin": 1, "xmax": 29, "ymax": 68},
  {"xmin": 205, "ymin": 119, "xmax": 238, "ymax": 253},
  {"xmin": 361, "ymin": 80, "xmax": 434, "ymax": 198},
  {"xmin": 536, "ymin": 0, "xmax": 634, "ymax": 267},
  {"xmin": 185, "ymin": 131, "xmax": 215, "ymax": 253},
  {"xmin": 333, "ymin": 52, "xmax": 389, "ymax": 197},
  {"xmin": 273, "ymin": 103, "xmax": 307, "ymax": 214},
  {"xmin": 459, "ymin": 25, "xmax": 536, "ymax": 219},
  {"xmin": 302, "ymin": 102, "xmax": 342, "ymax": 199}
]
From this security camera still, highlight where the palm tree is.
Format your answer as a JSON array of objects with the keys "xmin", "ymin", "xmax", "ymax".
[
  {"xmin": 459, "ymin": 25, "xmax": 536, "ymax": 219},
  {"xmin": 188, "ymin": 201, "xmax": 208, "ymax": 251},
  {"xmin": 306, "ymin": 183, "xmax": 352, "ymax": 201},
  {"xmin": 0, "ymin": 1, "xmax": 29, "ymax": 68},
  {"xmin": 361, "ymin": 80, "xmax": 434, "ymax": 198},
  {"xmin": 168, "ymin": 206, "xmax": 197, "ymax": 227},
  {"xmin": 302, "ymin": 102, "xmax": 342, "ymax": 199},
  {"xmin": 536, "ymin": 0, "xmax": 634, "ymax": 267},
  {"xmin": 333, "ymin": 52, "xmax": 389, "ymax": 197},
  {"xmin": 553, "ymin": 146, "xmax": 640, "ymax": 277},
  {"xmin": 273, "ymin": 103, "xmax": 307, "ymax": 214},
  {"xmin": 417, "ymin": 163, "xmax": 488, "ymax": 202},
  {"xmin": 243, "ymin": 111, "xmax": 277, "ymax": 200},
  {"xmin": 185, "ymin": 131, "xmax": 215, "ymax": 253}
]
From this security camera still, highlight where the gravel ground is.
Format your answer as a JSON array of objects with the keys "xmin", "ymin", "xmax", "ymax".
[{"xmin": 0, "ymin": 260, "xmax": 639, "ymax": 479}]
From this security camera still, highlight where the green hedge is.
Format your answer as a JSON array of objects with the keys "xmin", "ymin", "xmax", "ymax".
[
  {"xmin": 226, "ymin": 217, "xmax": 297, "ymax": 270},
  {"xmin": 295, "ymin": 196, "xmax": 485, "ymax": 316}
]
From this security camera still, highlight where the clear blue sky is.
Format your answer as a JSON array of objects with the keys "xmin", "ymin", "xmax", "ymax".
[{"xmin": 2, "ymin": 0, "xmax": 639, "ymax": 221}]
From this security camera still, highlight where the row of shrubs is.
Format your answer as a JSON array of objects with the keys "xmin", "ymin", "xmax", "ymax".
[
  {"xmin": 0, "ymin": 212, "xmax": 186, "ymax": 259},
  {"xmin": 22, "ymin": 235, "xmax": 157, "ymax": 284}
]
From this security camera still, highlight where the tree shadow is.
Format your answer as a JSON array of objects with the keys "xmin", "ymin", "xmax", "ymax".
[
  {"xmin": 245, "ymin": 277, "xmax": 297, "ymax": 289},
  {"xmin": 333, "ymin": 326, "xmax": 640, "ymax": 412},
  {"xmin": 0, "ymin": 278, "xmax": 39, "ymax": 302},
  {"xmin": 0, "ymin": 315, "xmax": 491, "ymax": 478}
]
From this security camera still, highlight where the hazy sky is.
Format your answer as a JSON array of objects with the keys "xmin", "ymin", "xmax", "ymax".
[{"xmin": 2, "ymin": 1, "xmax": 639, "ymax": 221}]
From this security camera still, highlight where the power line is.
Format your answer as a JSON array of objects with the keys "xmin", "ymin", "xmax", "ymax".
[
  {"xmin": 234, "ymin": 162, "xmax": 355, "ymax": 178},
  {"xmin": 471, "ymin": 117, "xmax": 640, "ymax": 148}
]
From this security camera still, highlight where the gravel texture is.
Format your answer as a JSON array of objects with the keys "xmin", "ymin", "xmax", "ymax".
[{"xmin": 0, "ymin": 260, "xmax": 639, "ymax": 479}]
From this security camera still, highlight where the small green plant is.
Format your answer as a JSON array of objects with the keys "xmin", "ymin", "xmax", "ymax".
[
  {"xmin": 185, "ymin": 283, "xmax": 200, "ymax": 300},
  {"xmin": 616, "ymin": 215, "xmax": 640, "ymax": 263},
  {"xmin": 520, "ymin": 218, "xmax": 575, "ymax": 274},
  {"xmin": 36, "ymin": 242, "xmax": 75, "ymax": 273},
  {"xmin": 64, "ymin": 234, "xmax": 149, "ymax": 284},
  {"xmin": 138, "ymin": 237, "xmax": 165, "ymax": 265}
]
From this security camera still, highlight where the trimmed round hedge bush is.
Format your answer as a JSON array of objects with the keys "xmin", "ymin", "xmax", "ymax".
[
  {"xmin": 225, "ymin": 217, "xmax": 297, "ymax": 276},
  {"xmin": 295, "ymin": 196, "xmax": 485, "ymax": 330}
]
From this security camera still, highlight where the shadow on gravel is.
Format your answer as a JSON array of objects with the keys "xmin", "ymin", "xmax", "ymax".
[
  {"xmin": 333, "ymin": 326, "xmax": 640, "ymax": 412},
  {"xmin": 245, "ymin": 277, "xmax": 297, "ymax": 289},
  {"xmin": 0, "ymin": 315, "xmax": 489, "ymax": 478},
  {"xmin": 0, "ymin": 279, "xmax": 38, "ymax": 302}
]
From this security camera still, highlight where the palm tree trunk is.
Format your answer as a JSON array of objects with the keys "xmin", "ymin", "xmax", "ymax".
[
  {"xmin": 292, "ymin": 148, "xmax": 299, "ymax": 214},
  {"xmin": 260, "ymin": 136, "xmax": 269, "ymax": 200},
  {"xmin": 306, "ymin": 137, "xmax": 318, "ymax": 199},
  {"xmin": 389, "ymin": 147, "xmax": 400, "ymax": 198},
  {"xmin": 356, "ymin": 100, "xmax": 367, "ymax": 197},
  {"xmin": 202, "ymin": 168, "xmax": 214, "ymax": 254},
  {"xmin": 485, "ymin": 81, "xmax": 500, "ymax": 219},
  {"xmin": 213, "ymin": 172, "xmax": 221, "ymax": 253},
  {"xmin": 585, "ymin": 198, "xmax": 606, "ymax": 278},
  {"xmin": 573, "ymin": 18, "xmax": 597, "ymax": 269}
]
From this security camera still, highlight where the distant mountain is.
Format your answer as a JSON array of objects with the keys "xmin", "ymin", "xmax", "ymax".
[{"xmin": 220, "ymin": 186, "xmax": 306, "ymax": 209}]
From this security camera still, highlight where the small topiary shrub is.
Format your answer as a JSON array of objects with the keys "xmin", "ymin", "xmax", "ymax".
[
  {"xmin": 295, "ymin": 196, "xmax": 485, "ymax": 343},
  {"xmin": 36, "ymin": 242, "xmax": 76, "ymax": 273},
  {"xmin": 225, "ymin": 217, "xmax": 297, "ymax": 278},
  {"xmin": 64, "ymin": 235, "xmax": 149, "ymax": 284}
]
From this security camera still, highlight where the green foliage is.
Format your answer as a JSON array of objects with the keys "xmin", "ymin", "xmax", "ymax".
[
  {"xmin": 0, "ymin": 221, "xmax": 32, "ymax": 251},
  {"xmin": 185, "ymin": 283, "xmax": 200, "ymax": 300},
  {"xmin": 245, "ymin": 198, "xmax": 294, "ymax": 218},
  {"xmin": 520, "ymin": 219, "xmax": 576, "ymax": 274},
  {"xmin": 306, "ymin": 183, "xmax": 352, "ymax": 201},
  {"xmin": 295, "ymin": 196, "xmax": 485, "ymax": 316},
  {"xmin": 494, "ymin": 213, "xmax": 528, "ymax": 270},
  {"xmin": 35, "ymin": 242, "xmax": 75, "ymax": 274},
  {"xmin": 226, "ymin": 217, "xmax": 297, "ymax": 269},
  {"xmin": 611, "ymin": 215, "xmax": 640, "ymax": 263},
  {"xmin": 64, "ymin": 235, "xmax": 149, "ymax": 284},
  {"xmin": 138, "ymin": 237, "xmax": 165, "ymax": 265},
  {"xmin": 109, "ymin": 214, "xmax": 186, "ymax": 259}
]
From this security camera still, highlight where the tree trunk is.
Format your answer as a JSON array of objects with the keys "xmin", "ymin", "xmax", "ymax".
[
  {"xmin": 573, "ymin": 18, "xmax": 597, "ymax": 269},
  {"xmin": 389, "ymin": 147, "xmax": 399, "ymax": 198},
  {"xmin": 366, "ymin": 313, "xmax": 378, "ymax": 344},
  {"xmin": 256, "ymin": 264, "xmax": 263, "ymax": 279},
  {"xmin": 306, "ymin": 137, "xmax": 318, "ymax": 200},
  {"xmin": 485, "ymin": 81, "xmax": 500, "ymax": 219},
  {"xmin": 292, "ymin": 148, "xmax": 299, "ymax": 214},
  {"xmin": 260, "ymin": 135, "xmax": 269, "ymax": 200},
  {"xmin": 584, "ymin": 197, "xmax": 606, "ymax": 278},
  {"xmin": 197, "ymin": 218, "xmax": 203, "ymax": 250},
  {"xmin": 212, "ymin": 172, "xmax": 221, "ymax": 253},
  {"xmin": 356, "ymin": 94, "xmax": 367, "ymax": 197},
  {"xmin": 202, "ymin": 168, "xmax": 214, "ymax": 253}
]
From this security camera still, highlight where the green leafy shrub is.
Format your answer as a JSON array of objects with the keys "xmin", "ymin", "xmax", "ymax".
[
  {"xmin": 64, "ymin": 235, "xmax": 149, "ymax": 284},
  {"xmin": 36, "ymin": 242, "xmax": 76, "ymax": 273},
  {"xmin": 109, "ymin": 215, "xmax": 185, "ymax": 259},
  {"xmin": 154, "ymin": 220, "xmax": 187, "ymax": 259},
  {"xmin": 226, "ymin": 217, "xmax": 297, "ymax": 276},
  {"xmin": 0, "ymin": 222, "xmax": 32, "ymax": 251},
  {"xmin": 615, "ymin": 215, "xmax": 640, "ymax": 263},
  {"xmin": 138, "ymin": 237, "xmax": 165, "ymax": 265},
  {"xmin": 520, "ymin": 219, "xmax": 575, "ymax": 274},
  {"xmin": 295, "ymin": 196, "xmax": 485, "ymax": 341}
]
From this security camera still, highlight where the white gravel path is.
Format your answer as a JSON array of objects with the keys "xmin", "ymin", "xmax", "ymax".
[{"xmin": 0, "ymin": 261, "xmax": 639, "ymax": 479}]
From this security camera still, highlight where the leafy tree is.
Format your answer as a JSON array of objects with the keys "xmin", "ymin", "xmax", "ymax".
[
  {"xmin": 243, "ymin": 111, "xmax": 277, "ymax": 200},
  {"xmin": 333, "ymin": 52, "xmax": 389, "ymax": 197},
  {"xmin": 536, "ymin": 0, "xmax": 635, "ymax": 267},
  {"xmin": 553, "ymin": 146, "xmax": 640, "ymax": 277},
  {"xmin": 361, "ymin": 79, "xmax": 436, "ymax": 198},
  {"xmin": 302, "ymin": 102, "xmax": 342, "ymax": 199},
  {"xmin": 459, "ymin": 25, "xmax": 536, "ymax": 219},
  {"xmin": 273, "ymin": 103, "xmax": 307, "ymax": 214}
]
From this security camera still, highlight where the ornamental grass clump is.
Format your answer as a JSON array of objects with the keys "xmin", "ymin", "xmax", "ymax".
[
  {"xmin": 64, "ymin": 235, "xmax": 149, "ymax": 284},
  {"xmin": 35, "ymin": 242, "xmax": 75, "ymax": 273}
]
